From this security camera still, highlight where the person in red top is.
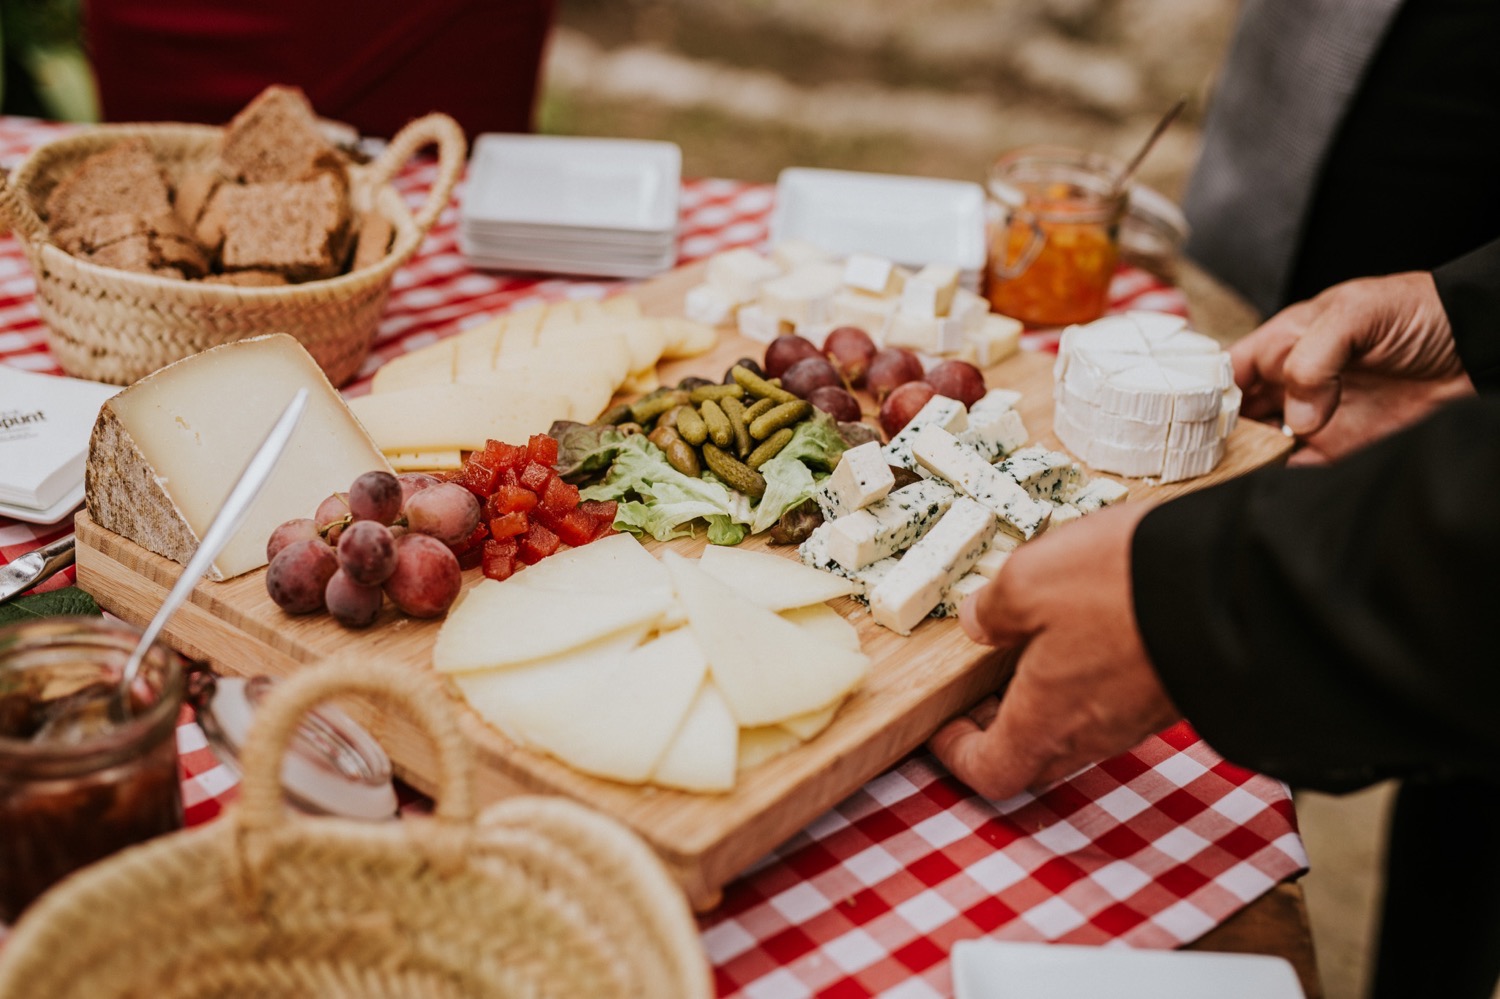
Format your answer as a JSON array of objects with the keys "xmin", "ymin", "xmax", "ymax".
[{"xmin": 82, "ymin": 0, "xmax": 556, "ymax": 138}]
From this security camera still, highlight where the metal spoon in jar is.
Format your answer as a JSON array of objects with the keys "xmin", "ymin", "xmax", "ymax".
[
  {"xmin": 115, "ymin": 388, "xmax": 310, "ymax": 713},
  {"xmin": 1112, "ymin": 95, "xmax": 1188, "ymax": 197}
]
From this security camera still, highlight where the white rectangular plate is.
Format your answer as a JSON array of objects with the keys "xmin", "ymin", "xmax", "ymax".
[
  {"xmin": 770, "ymin": 167, "xmax": 987, "ymax": 273},
  {"xmin": 463, "ymin": 134, "xmax": 682, "ymax": 233},
  {"xmin": 951, "ymin": 940, "xmax": 1306, "ymax": 999}
]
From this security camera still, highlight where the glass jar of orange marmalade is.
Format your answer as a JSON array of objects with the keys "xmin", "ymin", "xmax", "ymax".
[{"xmin": 985, "ymin": 146, "xmax": 1128, "ymax": 327}]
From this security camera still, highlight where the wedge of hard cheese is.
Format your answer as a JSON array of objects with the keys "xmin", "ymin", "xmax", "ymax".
[{"xmin": 85, "ymin": 334, "xmax": 391, "ymax": 580}]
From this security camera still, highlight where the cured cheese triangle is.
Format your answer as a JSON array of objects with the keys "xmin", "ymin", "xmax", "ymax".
[
  {"xmin": 514, "ymin": 627, "xmax": 709, "ymax": 784},
  {"xmin": 85, "ymin": 334, "xmax": 390, "ymax": 581},
  {"xmin": 697, "ymin": 543, "xmax": 855, "ymax": 610},
  {"xmin": 778, "ymin": 604, "xmax": 861, "ymax": 651},
  {"xmin": 661, "ymin": 551, "xmax": 870, "ymax": 726},
  {"xmin": 737, "ymin": 725, "xmax": 802, "ymax": 772},
  {"xmin": 508, "ymin": 532, "xmax": 669, "ymax": 594},
  {"xmin": 651, "ymin": 681, "xmax": 739, "ymax": 794}
]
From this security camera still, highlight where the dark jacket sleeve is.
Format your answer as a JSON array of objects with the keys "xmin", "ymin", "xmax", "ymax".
[
  {"xmin": 1132, "ymin": 397, "xmax": 1500, "ymax": 792},
  {"xmin": 1433, "ymin": 236, "xmax": 1500, "ymax": 393}
]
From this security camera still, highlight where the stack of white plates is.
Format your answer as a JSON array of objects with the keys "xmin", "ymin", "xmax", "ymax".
[
  {"xmin": 769, "ymin": 167, "xmax": 988, "ymax": 291},
  {"xmin": 460, "ymin": 134, "xmax": 682, "ymax": 278}
]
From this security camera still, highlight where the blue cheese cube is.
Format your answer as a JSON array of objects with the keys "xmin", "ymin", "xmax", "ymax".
[
  {"xmin": 1066, "ymin": 477, "xmax": 1129, "ymax": 513},
  {"xmin": 996, "ymin": 447, "xmax": 1082, "ymax": 502},
  {"xmin": 931, "ymin": 571, "xmax": 988, "ymax": 618},
  {"xmin": 959, "ymin": 407, "xmax": 1028, "ymax": 463},
  {"xmin": 868, "ymin": 497, "xmax": 997, "ymax": 635},
  {"xmin": 882, "ymin": 395, "xmax": 968, "ymax": 472},
  {"xmin": 910, "ymin": 425, "xmax": 1052, "ymax": 539},
  {"xmin": 826, "ymin": 478, "xmax": 957, "ymax": 571},
  {"xmin": 798, "ymin": 523, "xmax": 897, "ymax": 603},
  {"xmin": 1046, "ymin": 503, "xmax": 1085, "ymax": 529},
  {"xmin": 972, "ymin": 545, "xmax": 1011, "ymax": 579},
  {"xmin": 970, "ymin": 388, "xmax": 1023, "ymax": 417},
  {"xmin": 818, "ymin": 441, "xmax": 897, "ymax": 520}
]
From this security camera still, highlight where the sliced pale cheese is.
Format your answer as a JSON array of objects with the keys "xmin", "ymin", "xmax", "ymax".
[
  {"xmin": 696, "ymin": 543, "xmax": 855, "ymax": 610},
  {"xmin": 617, "ymin": 319, "xmax": 669, "ymax": 371},
  {"xmin": 513, "ymin": 627, "xmax": 709, "ymax": 784},
  {"xmin": 370, "ymin": 339, "xmax": 459, "ymax": 393},
  {"xmin": 601, "ymin": 294, "xmax": 642, "ymax": 319},
  {"xmin": 502, "ymin": 304, "xmax": 545, "ymax": 348},
  {"xmin": 349, "ymin": 384, "xmax": 569, "ymax": 452},
  {"xmin": 651, "ymin": 682, "xmax": 738, "ymax": 794},
  {"xmin": 662, "ymin": 551, "xmax": 869, "ymax": 726},
  {"xmin": 454, "ymin": 318, "xmax": 505, "ymax": 372},
  {"xmin": 779, "ymin": 604, "xmax": 861, "ymax": 652},
  {"xmin": 737, "ymin": 725, "xmax": 802, "ymax": 773},
  {"xmin": 452, "ymin": 626, "xmax": 650, "ymax": 744},
  {"xmin": 539, "ymin": 301, "xmax": 578, "ymax": 332},
  {"xmin": 777, "ymin": 699, "xmax": 842, "ymax": 741},
  {"xmin": 619, "ymin": 367, "xmax": 661, "ymax": 395},
  {"xmin": 657, "ymin": 317, "xmax": 718, "ymax": 359},
  {"xmin": 507, "ymin": 532, "xmax": 669, "ymax": 594},
  {"xmin": 574, "ymin": 299, "xmax": 609, "ymax": 324},
  {"xmin": 384, "ymin": 449, "xmax": 463, "ymax": 472},
  {"xmin": 433, "ymin": 575, "xmax": 675, "ymax": 672},
  {"xmin": 85, "ymin": 334, "xmax": 390, "ymax": 581}
]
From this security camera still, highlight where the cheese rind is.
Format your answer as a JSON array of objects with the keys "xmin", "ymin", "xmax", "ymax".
[{"xmin": 84, "ymin": 334, "xmax": 390, "ymax": 581}]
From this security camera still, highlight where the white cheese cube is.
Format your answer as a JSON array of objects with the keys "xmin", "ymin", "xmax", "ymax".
[
  {"xmin": 966, "ymin": 313, "xmax": 1022, "ymax": 366},
  {"xmin": 970, "ymin": 388, "xmax": 1023, "ymax": 416},
  {"xmin": 820, "ymin": 441, "xmax": 897, "ymax": 518},
  {"xmin": 910, "ymin": 425, "xmax": 1052, "ymax": 539},
  {"xmin": 900, "ymin": 263, "xmax": 961, "ymax": 318},
  {"xmin": 843, "ymin": 254, "xmax": 901, "ymax": 296},
  {"xmin": 760, "ymin": 262, "xmax": 843, "ymax": 327},
  {"xmin": 959, "ymin": 407, "xmax": 1028, "ymax": 463},
  {"xmin": 950, "ymin": 288, "xmax": 990, "ymax": 335},
  {"xmin": 886, "ymin": 311, "xmax": 964, "ymax": 354},
  {"xmin": 996, "ymin": 446, "xmax": 1082, "ymax": 502},
  {"xmin": 684, "ymin": 283, "xmax": 739, "ymax": 326},
  {"xmin": 771, "ymin": 239, "xmax": 830, "ymax": 270},
  {"xmin": 737, "ymin": 304, "xmax": 786, "ymax": 344},
  {"xmin": 825, "ymin": 479, "xmax": 957, "ymax": 571},
  {"xmin": 829, "ymin": 288, "xmax": 898, "ymax": 342},
  {"xmin": 882, "ymin": 395, "xmax": 968, "ymax": 472},
  {"xmin": 707, "ymin": 248, "xmax": 781, "ymax": 304},
  {"xmin": 868, "ymin": 497, "xmax": 997, "ymax": 635}
]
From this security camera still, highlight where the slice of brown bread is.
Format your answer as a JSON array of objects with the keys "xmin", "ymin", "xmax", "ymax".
[
  {"xmin": 57, "ymin": 211, "xmax": 210, "ymax": 278},
  {"xmin": 197, "ymin": 269, "xmax": 289, "ymax": 287},
  {"xmin": 218, "ymin": 85, "xmax": 341, "ymax": 184},
  {"xmin": 350, "ymin": 209, "xmax": 395, "ymax": 271},
  {"xmin": 173, "ymin": 167, "xmax": 224, "ymax": 230},
  {"xmin": 44, "ymin": 139, "xmax": 174, "ymax": 231},
  {"xmin": 207, "ymin": 172, "xmax": 351, "ymax": 281}
]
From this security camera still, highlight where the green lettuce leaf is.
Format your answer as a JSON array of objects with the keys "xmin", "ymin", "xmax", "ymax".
[
  {"xmin": 580, "ymin": 436, "xmax": 740, "ymax": 542},
  {"xmin": 746, "ymin": 412, "xmax": 847, "ymax": 534}
]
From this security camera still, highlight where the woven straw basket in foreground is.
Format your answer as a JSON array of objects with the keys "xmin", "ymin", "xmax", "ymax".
[
  {"xmin": 0, "ymin": 114, "xmax": 464, "ymax": 386},
  {"xmin": 0, "ymin": 657, "xmax": 712, "ymax": 998}
]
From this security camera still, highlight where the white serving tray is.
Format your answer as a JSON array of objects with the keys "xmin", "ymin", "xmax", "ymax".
[
  {"xmin": 951, "ymin": 940, "xmax": 1306, "ymax": 999},
  {"xmin": 463, "ymin": 134, "xmax": 682, "ymax": 233},
  {"xmin": 769, "ymin": 167, "xmax": 987, "ymax": 275}
]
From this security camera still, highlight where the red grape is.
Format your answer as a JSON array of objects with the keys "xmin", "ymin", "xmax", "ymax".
[
  {"xmin": 325, "ymin": 569, "xmax": 383, "ymax": 628},
  {"xmin": 266, "ymin": 539, "xmax": 339, "ymax": 614},
  {"xmin": 880, "ymin": 381, "xmax": 937, "ymax": 438},
  {"xmin": 806, "ymin": 385, "xmax": 862, "ymax": 422},
  {"xmin": 865, "ymin": 348, "xmax": 924, "ymax": 400},
  {"xmin": 763, "ymin": 335, "xmax": 822, "ymax": 379},
  {"xmin": 348, "ymin": 470, "xmax": 403, "ymax": 524},
  {"xmin": 266, "ymin": 518, "xmax": 319, "ymax": 562},
  {"xmin": 383, "ymin": 534, "xmax": 463, "ymax": 617},
  {"xmin": 780, "ymin": 356, "xmax": 841, "ymax": 399},
  {"xmin": 403, "ymin": 482, "xmax": 481, "ymax": 545},
  {"xmin": 314, "ymin": 492, "xmax": 350, "ymax": 530},
  {"xmin": 337, "ymin": 520, "xmax": 398, "ymax": 586},
  {"xmin": 925, "ymin": 360, "xmax": 987, "ymax": 409},
  {"xmin": 397, "ymin": 472, "xmax": 442, "ymax": 506},
  {"xmin": 823, "ymin": 326, "xmax": 877, "ymax": 386}
]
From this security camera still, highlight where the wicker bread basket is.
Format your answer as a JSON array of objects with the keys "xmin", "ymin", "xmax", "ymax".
[
  {"xmin": 0, "ymin": 657, "xmax": 713, "ymax": 998},
  {"xmin": 0, "ymin": 114, "xmax": 465, "ymax": 386}
]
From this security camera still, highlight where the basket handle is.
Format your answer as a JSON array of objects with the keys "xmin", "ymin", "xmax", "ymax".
[
  {"xmin": 367, "ymin": 112, "xmax": 467, "ymax": 234},
  {"xmin": 233, "ymin": 655, "xmax": 474, "ymax": 834},
  {"xmin": 0, "ymin": 171, "xmax": 52, "ymax": 244}
]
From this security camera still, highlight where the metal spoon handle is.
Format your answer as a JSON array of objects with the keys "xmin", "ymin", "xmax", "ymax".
[
  {"xmin": 121, "ymin": 388, "xmax": 310, "ymax": 687},
  {"xmin": 1114, "ymin": 95, "xmax": 1187, "ymax": 195}
]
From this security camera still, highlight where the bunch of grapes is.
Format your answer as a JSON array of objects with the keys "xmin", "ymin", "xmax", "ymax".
[{"xmin": 265, "ymin": 471, "xmax": 477, "ymax": 628}]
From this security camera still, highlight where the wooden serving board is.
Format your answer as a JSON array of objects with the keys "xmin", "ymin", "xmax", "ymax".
[{"xmin": 75, "ymin": 262, "xmax": 1293, "ymax": 910}]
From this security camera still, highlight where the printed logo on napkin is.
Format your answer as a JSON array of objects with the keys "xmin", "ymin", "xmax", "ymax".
[{"xmin": 0, "ymin": 365, "xmax": 119, "ymax": 511}]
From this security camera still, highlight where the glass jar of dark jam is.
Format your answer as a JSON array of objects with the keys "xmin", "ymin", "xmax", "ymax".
[{"xmin": 0, "ymin": 617, "xmax": 184, "ymax": 923}]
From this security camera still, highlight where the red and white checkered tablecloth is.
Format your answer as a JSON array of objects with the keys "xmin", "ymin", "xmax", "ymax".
[{"xmin": 0, "ymin": 115, "xmax": 1307, "ymax": 996}]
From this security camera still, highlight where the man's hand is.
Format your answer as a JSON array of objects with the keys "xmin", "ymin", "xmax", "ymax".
[
  {"xmin": 1232, "ymin": 271, "xmax": 1473, "ymax": 464},
  {"xmin": 929, "ymin": 503, "xmax": 1181, "ymax": 801}
]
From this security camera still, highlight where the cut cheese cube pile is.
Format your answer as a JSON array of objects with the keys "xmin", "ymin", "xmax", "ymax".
[
  {"xmin": 349, "ymin": 295, "xmax": 718, "ymax": 468},
  {"xmin": 1053, "ymin": 311, "xmax": 1242, "ymax": 482},
  {"xmin": 435, "ymin": 534, "xmax": 870, "ymax": 793},
  {"xmin": 685, "ymin": 244, "xmax": 1021, "ymax": 366},
  {"xmin": 801, "ymin": 389, "xmax": 1128, "ymax": 634}
]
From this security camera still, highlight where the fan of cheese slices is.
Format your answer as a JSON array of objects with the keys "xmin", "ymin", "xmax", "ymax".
[
  {"xmin": 433, "ymin": 533, "xmax": 870, "ymax": 793},
  {"xmin": 684, "ymin": 244, "xmax": 1021, "ymax": 366},
  {"xmin": 348, "ymin": 296, "xmax": 718, "ymax": 471},
  {"xmin": 1053, "ymin": 311, "xmax": 1242, "ymax": 483}
]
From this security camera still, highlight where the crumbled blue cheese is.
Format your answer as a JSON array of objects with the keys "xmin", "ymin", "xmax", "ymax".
[
  {"xmin": 882, "ymin": 395, "xmax": 968, "ymax": 472},
  {"xmin": 910, "ymin": 425, "xmax": 1052, "ymax": 539},
  {"xmin": 826, "ymin": 478, "xmax": 957, "ymax": 571},
  {"xmin": 996, "ymin": 447, "xmax": 1082, "ymax": 502},
  {"xmin": 868, "ymin": 497, "xmax": 997, "ymax": 635},
  {"xmin": 817, "ymin": 440, "xmax": 896, "ymax": 520},
  {"xmin": 959, "ymin": 407, "xmax": 1028, "ymax": 463}
]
